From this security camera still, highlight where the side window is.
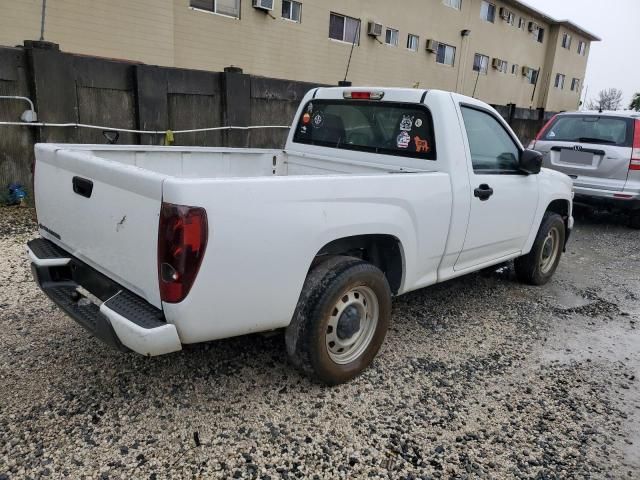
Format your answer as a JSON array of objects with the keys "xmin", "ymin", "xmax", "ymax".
[{"xmin": 461, "ymin": 106, "xmax": 520, "ymax": 173}]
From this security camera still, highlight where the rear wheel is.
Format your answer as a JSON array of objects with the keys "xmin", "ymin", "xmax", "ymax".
[
  {"xmin": 285, "ymin": 256, "xmax": 392, "ymax": 385},
  {"xmin": 515, "ymin": 212, "xmax": 565, "ymax": 286}
]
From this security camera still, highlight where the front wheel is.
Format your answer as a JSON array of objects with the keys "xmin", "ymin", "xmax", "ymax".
[
  {"xmin": 285, "ymin": 256, "xmax": 392, "ymax": 385},
  {"xmin": 514, "ymin": 212, "xmax": 566, "ymax": 286}
]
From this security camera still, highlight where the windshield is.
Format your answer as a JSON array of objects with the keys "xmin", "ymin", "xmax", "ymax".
[
  {"xmin": 542, "ymin": 115, "xmax": 633, "ymax": 147},
  {"xmin": 292, "ymin": 100, "xmax": 437, "ymax": 160}
]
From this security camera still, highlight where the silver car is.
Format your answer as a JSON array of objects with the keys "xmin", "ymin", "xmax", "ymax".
[{"xmin": 530, "ymin": 111, "xmax": 640, "ymax": 228}]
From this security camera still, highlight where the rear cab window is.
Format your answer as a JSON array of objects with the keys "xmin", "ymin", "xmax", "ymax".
[
  {"xmin": 292, "ymin": 100, "xmax": 437, "ymax": 160},
  {"xmin": 542, "ymin": 115, "xmax": 634, "ymax": 147}
]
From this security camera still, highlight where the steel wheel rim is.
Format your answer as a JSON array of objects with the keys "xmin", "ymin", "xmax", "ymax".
[
  {"xmin": 325, "ymin": 286, "xmax": 379, "ymax": 365},
  {"xmin": 539, "ymin": 227, "xmax": 560, "ymax": 274}
]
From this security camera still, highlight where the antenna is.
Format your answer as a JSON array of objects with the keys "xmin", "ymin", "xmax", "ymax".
[{"xmin": 343, "ymin": 19, "xmax": 361, "ymax": 84}]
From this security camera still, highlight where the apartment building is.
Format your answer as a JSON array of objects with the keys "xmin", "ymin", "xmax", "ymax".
[{"xmin": 0, "ymin": 0, "xmax": 599, "ymax": 111}]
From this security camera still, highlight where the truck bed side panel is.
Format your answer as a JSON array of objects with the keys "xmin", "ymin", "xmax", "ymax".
[{"xmin": 161, "ymin": 172, "xmax": 452, "ymax": 344}]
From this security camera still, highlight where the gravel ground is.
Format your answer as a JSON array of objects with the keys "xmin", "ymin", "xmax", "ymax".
[{"xmin": 0, "ymin": 206, "xmax": 638, "ymax": 479}]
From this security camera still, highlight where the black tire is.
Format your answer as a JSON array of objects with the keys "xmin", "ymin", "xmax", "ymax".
[
  {"xmin": 629, "ymin": 211, "xmax": 640, "ymax": 230},
  {"xmin": 285, "ymin": 256, "xmax": 392, "ymax": 385},
  {"xmin": 514, "ymin": 212, "xmax": 566, "ymax": 286}
]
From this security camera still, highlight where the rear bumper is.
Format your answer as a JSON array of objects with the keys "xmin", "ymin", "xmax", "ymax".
[
  {"xmin": 574, "ymin": 186, "xmax": 640, "ymax": 210},
  {"xmin": 27, "ymin": 238, "xmax": 182, "ymax": 356}
]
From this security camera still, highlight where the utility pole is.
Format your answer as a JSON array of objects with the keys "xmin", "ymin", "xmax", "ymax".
[{"xmin": 39, "ymin": 0, "xmax": 47, "ymax": 41}]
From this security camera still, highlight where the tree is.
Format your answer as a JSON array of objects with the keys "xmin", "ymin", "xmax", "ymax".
[
  {"xmin": 630, "ymin": 92, "xmax": 640, "ymax": 112},
  {"xmin": 586, "ymin": 88, "xmax": 624, "ymax": 111}
]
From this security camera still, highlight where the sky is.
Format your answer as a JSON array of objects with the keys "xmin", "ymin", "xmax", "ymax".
[{"xmin": 525, "ymin": 0, "xmax": 639, "ymax": 109}]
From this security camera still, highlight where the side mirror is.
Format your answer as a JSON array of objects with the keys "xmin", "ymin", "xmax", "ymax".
[{"xmin": 519, "ymin": 149, "xmax": 543, "ymax": 175}]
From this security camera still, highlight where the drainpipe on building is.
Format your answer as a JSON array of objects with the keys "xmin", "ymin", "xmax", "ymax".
[
  {"xmin": 456, "ymin": 29, "xmax": 472, "ymax": 94},
  {"xmin": 39, "ymin": 0, "xmax": 47, "ymax": 41}
]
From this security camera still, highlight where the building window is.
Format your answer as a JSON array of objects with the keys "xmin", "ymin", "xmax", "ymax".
[
  {"xmin": 407, "ymin": 34, "xmax": 419, "ymax": 51},
  {"xmin": 511, "ymin": 64, "xmax": 519, "ymax": 75},
  {"xmin": 518, "ymin": 17, "xmax": 526, "ymax": 30},
  {"xmin": 496, "ymin": 59, "xmax": 508, "ymax": 73},
  {"xmin": 526, "ymin": 68, "xmax": 538, "ymax": 85},
  {"xmin": 571, "ymin": 78, "xmax": 580, "ymax": 92},
  {"xmin": 329, "ymin": 13, "xmax": 360, "ymax": 44},
  {"xmin": 282, "ymin": 0, "xmax": 302, "ymax": 22},
  {"xmin": 436, "ymin": 43, "xmax": 456, "ymax": 66},
  {"xmin": 536, "ymin": 28, "xmax": 545, "ymax": 43},
  {"xmin": 578, "ymin": 41, "xmax": 587, "ymax": 55},
  {"xmin": 480, "ymin": 1, "xmax": 496, "ymax": 22},
  {"xmin": 562, "ymin": 33, "xmax": 572, "ymax": 49},
  {"xmin": 555, "ymin": 73, "xmax": 566, "ymax": 89},
  {"xmin": 443, "ymin": 0, "xmax": 462, "ymax": 10},
  {"xmin": 473, "ymin": 53, "xmax": 489, "ymax": 74},
  {"xmin": 190, "ymin": 0, "xmax": 240, "ymax": 17},
  {"xmin": 385, "ymin": 28, "xmax": 399, "ymax": 46}
]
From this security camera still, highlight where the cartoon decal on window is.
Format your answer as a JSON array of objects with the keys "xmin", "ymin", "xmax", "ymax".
[
  {"xmin": 399, "ymin": 115, "xmax": 414, "ymax": 132},
  {"xmin": 397, "ymin": 131, "xmax": 411, "ymax": 149},
  {"xmin": 414, "ymin": 136, "xmax": 429, "ymax": 152}
]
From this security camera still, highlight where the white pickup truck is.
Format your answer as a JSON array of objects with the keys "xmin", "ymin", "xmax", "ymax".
[{"xmin": 28, "ymin": 87, "xmax": 573, "ymax": 384}]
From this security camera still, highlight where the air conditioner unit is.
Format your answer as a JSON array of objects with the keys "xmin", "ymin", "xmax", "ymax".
[
  {"xmin": 426, "ymin": 39, "xmax": 439, "ymax": 53},
  {"xmin": 492, "ymin": 58, "xmax": 503, "ymax": 69},
  {"xmin": 367, "ymin": 22, "xmax": 383, "ymax": 37},
  {"xmin": 252, "ymin": 0, "xmax": 273, "ymax": 11},
  {"xmin": 528, "ymin": 21, "xmax": 538, "ymax": 32},
  {"xmin": 522, "ymin": 66, "xmax": 531, "ymax": 76},
  {"xmin": 499, "ymin": 8, "xmax": 511, "ymax": 20}
]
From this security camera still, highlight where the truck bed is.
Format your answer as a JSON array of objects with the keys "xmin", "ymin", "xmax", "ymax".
[{"xmin": 42, "ymin": 145, "xmax": 430, "ymax": 179}]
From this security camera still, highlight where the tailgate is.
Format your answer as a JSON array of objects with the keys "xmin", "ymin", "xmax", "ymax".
[
  {"xmin": 542, "ymin": 143, "xmax": 632, "ymax": 191},
  {"xmin": 34, "ymin": 144, "xmax": 166, "ymax": 308}
]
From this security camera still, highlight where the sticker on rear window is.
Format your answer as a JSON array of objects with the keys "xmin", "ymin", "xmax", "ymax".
[
  {"xmin": 397, "ymin": 131, "xmax": 411, "ymax": 149},
  {"xmin": 548, "ymin": 131, "xmax": 556, "ymax": 137},
  {"xmin": 414, "ymin": 136, "xmax": 429, "ymax": 152},
  {"xmin": 399, "ymin": 115, "xmax": 414, "ymax": 131}
]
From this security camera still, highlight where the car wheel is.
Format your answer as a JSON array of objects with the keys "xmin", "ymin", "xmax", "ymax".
[
  {"xmin": 285, "ymin": 256, "xmax": 392, "ymax": 385},
  {"xmin": 629, "ymin": 211, "xmax": 640, "ymax": 230},
  {"xmin": 514, "ymin": 212, "xmax": 565, "ymax": 286}
]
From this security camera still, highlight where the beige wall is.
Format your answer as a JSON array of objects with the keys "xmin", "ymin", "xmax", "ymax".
[{"xmin": 0, "ymin": 0, "xmax": 594, "ymax": 111}]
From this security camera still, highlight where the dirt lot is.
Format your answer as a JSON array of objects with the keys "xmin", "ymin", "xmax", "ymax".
[{"xmin": 0, "ymin": 206, "xmax": 638, "ymax": 480}]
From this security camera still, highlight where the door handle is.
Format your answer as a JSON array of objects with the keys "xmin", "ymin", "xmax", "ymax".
[
  {"xmin": 474, "ymin": 184, "xmax": 494, "ymax": 201},
  {"xmin": 72, "ymin": 176, "xmax": 94, "ymax": 198}
]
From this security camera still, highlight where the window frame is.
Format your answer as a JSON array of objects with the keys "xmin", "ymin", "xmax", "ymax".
[
  {"xmin": 511, "ymin": 63, "xmax": 519, "ymax": 75},
  {"xmin": 291, "ymin": 100, "xmax": 438, "ymax": 161},
  {"xmin": 570, "ymin": 78, "xmax": 580, "ymax": 92},
  {"xmin": 577, "ymin": 41, "xmax": 587, "ymax": 55},
  {"xmin": 561, "ymin": 33, "xmax": 572, "ymax": 49},
  {"xmin": 459, "ymin": 103, "xmax": 525, "ymax": 175},
  {"xmin": 443, "ymin": 0, "xmax": 462, "ymax": 10},
  {"xmin": 518, "ymin": 17, "xmax": 526, "ymax": 30},
  {"xmin": 189, "ymin": 0, "xmax": 241, "ymax": 18},
  {"xmin": 436, "ymin": 43, "xmax": 456, "ymax": 66},
  {"xmin": 536, "ymin": 27, "xmax": 545, "ymax": 43},
  {"xmin": 473, "ymin": 53, "xmax": 489, "ymax": 75},
  {"xmin": 329, "ymin": 12, "xmax": 361, "ymax": 44},
  {"xmin": 554, "ymin": 73, "xmax": 566, "ymax": 90},
  {"xmin": 281, "ymin": 0, "xmax": 302, "ymax": 23},
  {"xmin": 407, "ymin": 34, "xmax": 420, "ymax": 52},
  {"xmin": 385, "ymin": 27, "xmax": 399, "ymax": 47},
  {"xmin": 480, "ymin": 1, "xmax": 496, "ymax": 23}
]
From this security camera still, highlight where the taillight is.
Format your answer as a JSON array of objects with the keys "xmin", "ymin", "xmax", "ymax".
[
  {"xmin": 631, "ymin": 119, "xmax": 640, "ymax": 171},
  {"xmin": 158, "ymin": 202, "xmax": 208, "ymax": 303}
]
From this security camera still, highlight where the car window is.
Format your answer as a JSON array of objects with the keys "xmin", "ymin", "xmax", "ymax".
[
  {"xmin": 542, "ymin": 115, "xmax": 632, "ymax": 147},
  {"xmin": 292, "ymin": 100, "xmax": 437, "ymax": 160},
  {"xmin": 461, "ymin": 106, "xmax": 520, "ymax": 173}
]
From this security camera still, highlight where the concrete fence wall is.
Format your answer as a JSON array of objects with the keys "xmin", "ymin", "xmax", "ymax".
[{"xmin": 0, "ymin": 42, "xmax": 552, "ymax": 201}]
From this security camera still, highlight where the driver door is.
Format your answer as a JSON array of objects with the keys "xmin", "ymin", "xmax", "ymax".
[{"xmin": 454, "ymin": 105, "xmax": 539, "ymax": 271}]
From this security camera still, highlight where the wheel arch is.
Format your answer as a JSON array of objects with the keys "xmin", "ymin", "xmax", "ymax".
[{"xmin": 311, "ymin": 234, "xmax": 405, "ymax": 294}]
